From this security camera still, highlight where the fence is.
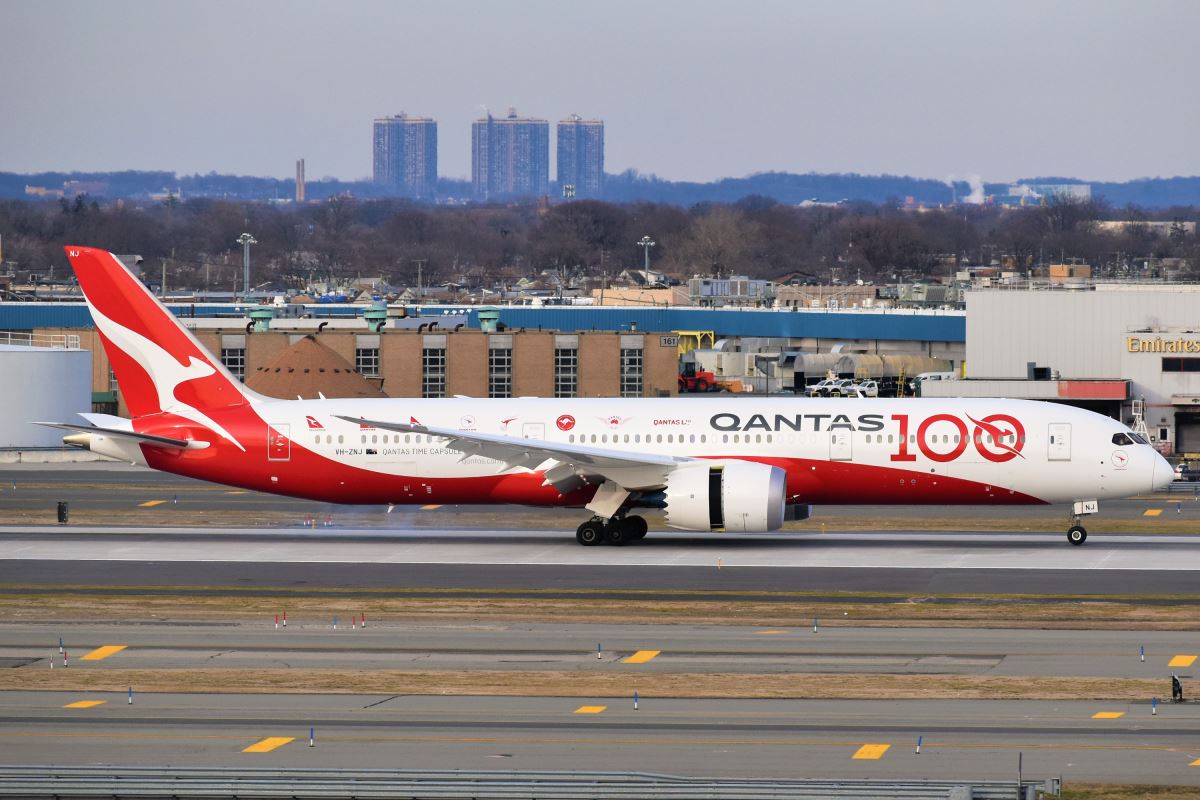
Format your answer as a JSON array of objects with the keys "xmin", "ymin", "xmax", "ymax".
[
  {"xmin": 0, "ymin": 766, "xmax": 1060, "ymax": 799},
  {"xmin": 0, "ymin": 330, "xmax": 80, "ymax": 349}
]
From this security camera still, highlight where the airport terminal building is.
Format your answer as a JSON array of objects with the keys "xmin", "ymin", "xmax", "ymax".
[{"xmin": 922, "ymin": 285, "xmax": 1200, "ymax": 455}]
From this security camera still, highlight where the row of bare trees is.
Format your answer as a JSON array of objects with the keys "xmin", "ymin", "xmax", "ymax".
[{"xmin": 1, "ymin": 195, "xmax": 1198, "ymax": 290}]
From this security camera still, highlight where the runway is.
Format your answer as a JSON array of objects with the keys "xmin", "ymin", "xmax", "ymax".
[
  {"xmin": 1, "ymin": 691, "xmax": 1197, "ymax": 784},
  {"xmin": 3, "ymin": 526, "xmax": 1200, "ymax": 595},
  {"xmin": 5, "ymin": 465, "xmax": 1200, "ymax": 788}
]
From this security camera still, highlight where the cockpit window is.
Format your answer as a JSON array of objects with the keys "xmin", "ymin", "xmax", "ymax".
[
  {"xmin": 1113, "ymin": 432, "xmax": 1145, "ymax": 446},
  {"xmin": 1128, "ymin": 432, "xmax": 1148, "ymax": 445}
]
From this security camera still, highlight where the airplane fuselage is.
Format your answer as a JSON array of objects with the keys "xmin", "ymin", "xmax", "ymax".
[{"xmin": 115, "ymin": 396, "xmax": 1158, "ymax": 508}]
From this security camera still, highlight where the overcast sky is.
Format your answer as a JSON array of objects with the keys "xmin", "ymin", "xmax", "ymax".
[{"xmin": 4, "ymin": 0, "xmax": 1197, "ymax": 183}]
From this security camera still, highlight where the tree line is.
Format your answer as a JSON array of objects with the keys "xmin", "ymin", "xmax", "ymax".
[{"xmin": 1, "ymin": 194, "xmax": 1198, "ymax": 291}]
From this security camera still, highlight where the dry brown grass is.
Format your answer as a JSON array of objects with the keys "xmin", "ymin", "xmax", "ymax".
[
  {"xmin": 2, "ymin": 591, "xmax": 1200, "ymax": 630},
  {"xmin": 0, "ymin": 669, "xmax": 1169, "ymax": 700},
  {"xmin": 2, "ymin": 587, "xmax": 1200, "ymax": 633},
  {"xmin": 1062, "ymin": 786, "xmax": 1200, "ymax": 800}
]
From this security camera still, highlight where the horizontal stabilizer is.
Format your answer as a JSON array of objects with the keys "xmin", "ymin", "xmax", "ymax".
[{"xmin": 33, "ymin": 421, "xmax": 203, "ymax": 449}]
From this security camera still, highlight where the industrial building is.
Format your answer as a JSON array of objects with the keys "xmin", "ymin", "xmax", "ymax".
[
  {"xmin": 0, "ymin": 333, "xmax": 90, "ymax": 451},
  {"xmin": 8, "ymin": 301, "xmax": 965, "ymax": 419},
  {"xmin": 33, "ymin": 318, "xmax": 680, "ymax": 417},
  {"xmin": 921, "ymin": 285, "xmax": 1200, "ymax": 455}
]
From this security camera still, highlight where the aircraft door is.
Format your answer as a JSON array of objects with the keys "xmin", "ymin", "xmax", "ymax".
[
  {"xmin": 522, "ymin": 423, "xmax": 546, "ymax": 440},
  {"xmin": 1047, "ymin": 423, "xmax": 1071, "ymax": 461},
  {"xmin": 829, "ymin": 428, "xmax": 853, "ymax": 461},
  {"xmin": 268, "ymin": 423, "xmax": 291, "ymax": 462}
]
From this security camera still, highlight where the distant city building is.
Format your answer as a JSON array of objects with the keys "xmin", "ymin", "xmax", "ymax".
[
  {"xmin": 1006, "ymin": 183, "xmax": 1092, "ymax": 204},
  {"xmin": 556, "ymin": 114, "xmax": 604, "ymax": 199},
  {"xmin": 472, "ymin": 108, "xmax": 549, "ymax": 200},
  {"xmin": 295, "ymin": 158, "xmax": 305, "ymax": 203},
  {"xmin": 373, "ymin": 113, "xmax": 438, "ymax": 199}
]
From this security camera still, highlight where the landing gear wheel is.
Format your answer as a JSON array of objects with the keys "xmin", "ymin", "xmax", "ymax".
[
  {"xmin": 576, "ymin": 519, "xmax": 605, "ymax": 546},
  {"xmin": 1067, "ymin": 525, "xmax": 1087, "ymax": 546},
  {"xmin": 604, "ymin": 520, "xmax": 629, "ymax": 546},
  {"xmin": 626, "ymin": 515, "xmax": 649, "ymax": 540}
]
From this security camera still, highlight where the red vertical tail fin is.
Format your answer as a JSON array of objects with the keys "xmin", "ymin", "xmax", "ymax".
[{"xmin": 64, "ymin": 246, "xmax": 253, "ymax": 431}]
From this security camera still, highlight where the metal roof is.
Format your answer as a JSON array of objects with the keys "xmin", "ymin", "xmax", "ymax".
[{"xmin": 0, "ymin": 302, "xmax": 965, "ymax": 343}]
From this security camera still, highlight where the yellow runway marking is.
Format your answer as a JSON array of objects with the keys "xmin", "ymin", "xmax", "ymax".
[
  {"xmin": 1168, "ymin": 655, "xmax": 1197, "ymax": 668},
  {"xmin": 623, "ymin": 650, "xmax": 661, "ymax": 664},
  {"xmin": 1, "ymin": 730, "xmax": 1195, "ymax": 756},
  {"xmin": 1092, "ymin": 711, "xmax": 1125, "ymax": 719},
  {"xmin": 242, "ymin": 737, "xmax": 294, "ymax": 753},
  {"xmin": 63, "ymin": 700, "xmax": 106, "ymax": 709},
  {"xmin": 225, "ymin": 491, "xmax": 248, "ymax": 495},
  {"xmin": 757, "ymin": 629, "xmax": 788, "ymax": 635},
  {"xmin": 80, "ymin": 645, "xmax": 127, "ymax": 661},
  {"xmin": 1143, "ymin": 508, "xmax": 1163, "ymax": 517},
  {"xmin": 138, "ymin": 500, "xmax": 167, "ymax": 508},
  {"xmin": 420, "ymin": 504, "xmax": 442, "ymax": 510},
  {"xmin": 574, "ymin": 705, "xmax": 607, "ymax": 714},
  {"xmin": 852, "ymin": 743, "xmax": 890, "ymax": 759}
]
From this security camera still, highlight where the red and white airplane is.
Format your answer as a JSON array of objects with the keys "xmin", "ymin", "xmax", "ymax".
[{"xmin": 43, "ymin": 246, "xmax": 1172, "ymax": 546}]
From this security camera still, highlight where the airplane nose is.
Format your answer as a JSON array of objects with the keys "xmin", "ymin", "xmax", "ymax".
[{"xmin": 1153, "ymin": 453, "xmax": 1174, "ymax": 491}]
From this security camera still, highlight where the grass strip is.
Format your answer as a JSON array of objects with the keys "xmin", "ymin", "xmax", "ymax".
[
  {"xmin": 3, "ymin": 592, "xmax": 1200, "ymax": 629},
  {"xmin": 0, "ymin": 670, "xmax": 1171, "ymax": 700},
  {"xmin": 1062, "ymin": 787, "xmax": 1200, "ymax": 800}
]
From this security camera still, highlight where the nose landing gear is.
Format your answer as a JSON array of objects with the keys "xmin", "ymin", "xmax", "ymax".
[
  {"xmin": 575, "ymin": 514, "xmax": 649, "ymax": 546},
  {"xmin": 1065, "ymin": 500, "xmax": 1098, "ymax": 546}
]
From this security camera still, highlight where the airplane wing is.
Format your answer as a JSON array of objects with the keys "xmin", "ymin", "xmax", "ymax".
[{"xmin": 335, "ymin": 415, "xmax": 690, "ymax": 495}]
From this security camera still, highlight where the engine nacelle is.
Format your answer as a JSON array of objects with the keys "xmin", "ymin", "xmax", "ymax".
[{"xmin": 663, "ymin": 461, "xmax": 786, "ymax": 533}]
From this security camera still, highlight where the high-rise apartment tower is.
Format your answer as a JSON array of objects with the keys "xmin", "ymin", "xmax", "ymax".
[
  {"xmin": 556, "ymin": 115, "xmax": 604, "ymax": 199},
  {"xmin": 471, "ymin": 108, "xmax": 549, "ymax": 200},
  {"xmin": 373, "ymin": 114, "xmax": 438, "ymax": 199}
]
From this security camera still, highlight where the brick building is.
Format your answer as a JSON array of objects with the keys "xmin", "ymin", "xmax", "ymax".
[{"xmin": 36, "ymin": 324, "xmax": 679, "ymax": 416}]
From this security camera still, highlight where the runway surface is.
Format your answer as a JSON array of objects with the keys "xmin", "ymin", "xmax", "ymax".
[
  {"xmin": 4, "ymin": 622, "xmax": 1198, "ymax": 679},
  {"xmin": 2, "ymin": 691, "xmax": 1198, "ymax": 784},
  {"xmin": 3, "ymin": 526, "xmax": 1200, "ymax": 595},
  {"xmin": 5, "ymin": 464, "xmax": 1200, "ymax": 787}
]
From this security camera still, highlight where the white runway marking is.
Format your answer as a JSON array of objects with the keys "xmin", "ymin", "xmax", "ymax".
[{"xmin": 3, "ymin": 527, "xmax": 1200, "ymax": 571}]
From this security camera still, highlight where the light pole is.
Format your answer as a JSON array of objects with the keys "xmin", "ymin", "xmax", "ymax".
[
  {"xmin": 236, "ymin": 232, "xmax": 257, "ymax": 303},
  {"xmin": 637, "ymin": 235, "xmax": 655, "ymax": 272}
]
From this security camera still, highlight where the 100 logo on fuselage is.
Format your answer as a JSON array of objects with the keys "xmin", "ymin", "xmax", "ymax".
[
  {"xmin": 707, "ymin": 412, "xmax": 1026, "ymax": 464},
  {"xmin": 891, "ymin": 413, "xmax": 1026, "ymax": 463}
]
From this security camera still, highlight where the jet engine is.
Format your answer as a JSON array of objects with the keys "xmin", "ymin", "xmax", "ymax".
[{"xmin": 662, "ymin": 461, "xmax": 786, "ymax": 532}]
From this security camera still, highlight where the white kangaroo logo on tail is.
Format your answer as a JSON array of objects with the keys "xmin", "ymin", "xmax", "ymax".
[{"xmin": 88, "ymin": 302, "xmax": 246, "ymax": 451}]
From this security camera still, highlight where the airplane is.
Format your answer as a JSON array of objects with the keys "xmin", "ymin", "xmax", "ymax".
[{"xmin": 41, "ymin": 246, "xmax": 1173, "ymax": 547}]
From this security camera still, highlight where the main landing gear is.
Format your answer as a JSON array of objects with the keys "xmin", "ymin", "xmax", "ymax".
[{"xmin": 576, "ymin": 515, "xmax": 649, "ymax": 546}]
